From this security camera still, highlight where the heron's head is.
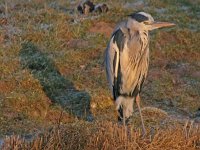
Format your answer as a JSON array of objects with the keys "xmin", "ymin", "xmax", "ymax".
[{"xmin": 127, "ymin": 12, "xmax": 175, "ymax": 31}]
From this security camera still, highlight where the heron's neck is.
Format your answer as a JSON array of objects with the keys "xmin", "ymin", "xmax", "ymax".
[
  {"xmin": 139, "ymin": 30, "xmax": 148, "ymax": 42},
  {"xmin": 139, "ymin": 30, "xmax": 149, "ymax": 52},
  {"xmin": 127, "ymin": 19, "xmax": 148, "ymax": 39}
]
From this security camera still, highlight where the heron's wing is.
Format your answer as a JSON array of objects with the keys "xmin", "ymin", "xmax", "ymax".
[
  {"xmin": 105, "ymin": 28, "xmax": 127, "ymax": 99},
  {"xmin": 119, "ymin": 31, "xmax": 149, "ymax": 97}
]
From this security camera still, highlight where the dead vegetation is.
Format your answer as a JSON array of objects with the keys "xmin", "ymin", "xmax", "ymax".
[{"xmin": 1, "ymin": 121, "xmax": 200, "ymax": 150}]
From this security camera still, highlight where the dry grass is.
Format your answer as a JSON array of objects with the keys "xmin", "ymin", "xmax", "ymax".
[{"xmin": 1, "ymin": 121, "xmax": 200, "ymax": 150}]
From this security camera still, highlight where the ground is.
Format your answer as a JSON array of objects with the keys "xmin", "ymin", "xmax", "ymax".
[{"xmin": 0, "ymin": 0, "xmax": 200, "ymax": 149}]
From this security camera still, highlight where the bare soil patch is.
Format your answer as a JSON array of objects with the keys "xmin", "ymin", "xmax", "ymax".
[{"xmin": 89, "ymin": 21, "xmax": 114, "ymax": 38}]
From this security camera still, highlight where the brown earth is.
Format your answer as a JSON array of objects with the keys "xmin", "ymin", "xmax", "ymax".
[{"xmin": 89, "ymin": 21, "xmax": 114, "ymax": 38}]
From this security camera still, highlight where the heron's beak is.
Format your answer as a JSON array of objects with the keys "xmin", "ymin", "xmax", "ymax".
[{"xmin": 147, "ymin": 22, "xmax": 175, "ymax": 31}]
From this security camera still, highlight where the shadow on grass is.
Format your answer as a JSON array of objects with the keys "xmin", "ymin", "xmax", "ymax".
[{"xmin": 19, "ymin": 42, "xmax": 93, "ymax": 121}]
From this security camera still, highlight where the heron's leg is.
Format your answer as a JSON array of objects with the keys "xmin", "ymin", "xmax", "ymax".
[
  {"xmin": 117, "ymin": 106, "xmax": 123, "ymax": 122},
  {"xmin": 123, "ymin": 108, "xmax": 125, "ymax": 127},
  {"xmin": 118, "ymin": 106, "xmax": 126, "ymax": 126},
  {"xmin": 136, "ymin": 94, "xmax": 146, "ymax": 135}
]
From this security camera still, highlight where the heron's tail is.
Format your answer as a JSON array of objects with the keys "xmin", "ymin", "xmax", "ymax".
[{"xmin": 115, "ymin": 96, "xmax": 134, "ymax": 120}]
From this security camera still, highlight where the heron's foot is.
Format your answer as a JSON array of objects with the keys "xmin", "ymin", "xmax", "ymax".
[
  {"xmin": 142, "ymin": 126, "xmax": 147, "ymax": 137},
  {"xmin": 118, "ymin": 116, "xmax": 132, "ymax": 125}
]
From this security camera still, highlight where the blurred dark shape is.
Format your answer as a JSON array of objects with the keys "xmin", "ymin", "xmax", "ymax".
[
  {"xmin": 77, "ymin": 5, "xmax": 83, "ymax": 14},
  {"xmin": 77, "ymin": 1, "xmax": 108, "ymax": 15},
  {"xmin": 77, "ymin": 0, "xmax": 95, "ymax": 15},
  {"xmin": 95, "ymin": 4, "xmax": 109, "ymax": 13},
  {"xmin": 0, "ymin": 6, "xmax": 4, "ymax": 14}
]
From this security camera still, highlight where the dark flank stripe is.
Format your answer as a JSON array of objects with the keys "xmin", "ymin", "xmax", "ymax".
[
  {"xmin": 113, "ymin": 52, "xmax": 118, "ymax": 100},
  {"xmin": 113, "ymin": 77, "xmax": 118, "ymax": 100},
  {"xmin": 131, "ymin": 74, "xmax": 145, "ymax": 96},
  {"xmin": 113, "ymin": 29, "xmax": 125, "ymax": 52},
  {"xmin": 113, "ymin": 63, "xmax": 122, "ymax": 100},
  {"xmin": 129, "ymin": 13, "xmax": 148, "ymax": 22},
  {"xmin": 113, "ymin": 53, "xmax": 122, "ymax": 100}
]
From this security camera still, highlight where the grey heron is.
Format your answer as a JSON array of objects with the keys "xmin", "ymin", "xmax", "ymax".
[{"xmin": 105, "ymin": 12, "xmax": 175, "ymax": 134}]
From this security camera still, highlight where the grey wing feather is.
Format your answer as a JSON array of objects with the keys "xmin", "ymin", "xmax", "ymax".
[
  {"xmin": 105, "ymin": 28, "xmax": 128, "ymax": 99},
  {"xmin": 105, "ymin": 37, "xmax": 117, "ymax": 94}
]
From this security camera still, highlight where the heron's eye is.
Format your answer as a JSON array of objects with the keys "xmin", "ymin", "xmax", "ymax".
[{"xmin": 143, "ymin": 21, "xmax": 150, "ymax": 25}]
